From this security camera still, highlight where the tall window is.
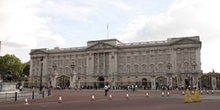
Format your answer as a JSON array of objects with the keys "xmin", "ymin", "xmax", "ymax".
[
  {"xmin": 184, "ymin": 62, "xmax": 189, "ymax": 72},
  {"xmin": 119, "ymin": 65, "xmax": 124, "ymax": 73},
  {"xmin": 150, "ymin": 64, "xmax": 155, "ymax": 72},
  {"xmin": 134, "ymin": 64, "xmax": 138, "ymax": 73},
  {"xmin": 142, "ymin": 64, "xmax": 146, "ymax": 73},
  {"xmin": 158, "ymin": 64, "xmax": 163, "ymax": 73},
  {"xmin": 127, "ymin": 65, "xmax": 131, "ymax": 73}
]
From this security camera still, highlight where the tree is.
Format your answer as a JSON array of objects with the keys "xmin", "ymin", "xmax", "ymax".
[
  {"xmin": 0, "ymin": 54, "xmax": 23, "ymax": 81},
  {"xmin": 21, "ymin": 61, "xmax": 30, "ymax": 78}
]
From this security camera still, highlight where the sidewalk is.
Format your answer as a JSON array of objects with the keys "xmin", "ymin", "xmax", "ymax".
[{"xmin": 0, "ymin": 88, "xmax": 50, "ymax": 103}]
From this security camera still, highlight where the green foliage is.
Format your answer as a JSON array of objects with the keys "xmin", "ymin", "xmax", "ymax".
[
  {"xmin": 22, "ymin": 61, "xmax": 30, "ymax": 77},
  {"xmin": 0, "ymin": 54, "xmax": 24, "ymax": 81}
]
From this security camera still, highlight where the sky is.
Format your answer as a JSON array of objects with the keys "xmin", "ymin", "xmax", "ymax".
[{"xmin": 0, "ymin": 0, "xmax": 220, "ymax": 73}]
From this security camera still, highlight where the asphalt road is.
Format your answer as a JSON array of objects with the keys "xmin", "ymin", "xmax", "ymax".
[{"xmin": 0, "ymin": 89, "xmax": 220, "ymax": 110}]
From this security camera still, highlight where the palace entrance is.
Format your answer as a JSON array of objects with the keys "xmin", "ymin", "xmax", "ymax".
[
  {"xmin": 98, "ymin": 76, "xmax": 105, "ymax": 88},
  {"xmin": 155, "ymin": 76, "xmax": 167, "ymax": 90},
  {"xmin": 56, "ymin": 75, "xmax": 70, "ymax": 89}
]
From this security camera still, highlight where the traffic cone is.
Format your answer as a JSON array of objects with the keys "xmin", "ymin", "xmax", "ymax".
[
  {"xmin": 200, "ymin": 90, "xmax": 203, "ymax": 95},
  {"xmin": 217, "ymin": 90, "xmax": 219, "ymax": 94},
  {"xmin": 191, "ymin": 91, "xmax": 194, "ymax": 95},
  {"xmin": 193, "ymin": 89, "xmax": 201, "ymax": 102},
  {"xmin": 167, "ymin": 91, "xmax": 170, "ymax": 97},
  {"xmin": 182, "ymin": 91, "xmax": 185, "ymax": 95},
  {"xmin": 184, "ymin": 89, "xmax": 193, "ymax": 103},
  {"xmin": 91, "ymin": 95, "xmax": 95, "ymax": 101},
  {"xmin": 146, "ymin": 92, "xmax": 149, "ymax": 98},
  {"xmin": 126, "ymin": 93, "xmax": 129, "ymax": 99},
  {"xmin": 212, "ymin": 90, "xmax": 214, "ymax": 94},
  {"xmin": 58, "ymin": 96, "xmax": 62, "ymax": 103},
  {"xmin": 24, "ymin": 97, "xmax": 29, "ymax": 105},
  {"xmin": 161, "ymin": 92, "xmax": 164, "ymax": 97},
  {"xmin": 206, "ymin": 90, "xmax": 209, "ymax": 94},
  {"xmin": 109, "ymin": 94, "xmax": 112, "ymax": 100}
]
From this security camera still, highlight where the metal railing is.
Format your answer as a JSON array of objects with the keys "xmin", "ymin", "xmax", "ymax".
[{"xmin": 0, "ymin": 89, "xmax": 51, "ymax": 103}]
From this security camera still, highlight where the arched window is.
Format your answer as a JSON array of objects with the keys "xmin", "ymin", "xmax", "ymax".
[
  {"xmin": 134, "ymin": 64, "xmax": 138, "ymax": 73},
  {"xmin": 142, "ymin": 64, "xmax": 146, "ymax": 73},
  {"xmin": 119, "ymin": 65, "xmax": 123, "ymax": 73},
  {"xmin": 158, "ymin": 64, "xmax": 163, "ymax": 73},
  {"xmin": 127, "ymin": 65, "xmax": 131, "ymax": 73},
  {"xmin": 150, "ymin": 64, "xmax": 155, "ymax": 72}
]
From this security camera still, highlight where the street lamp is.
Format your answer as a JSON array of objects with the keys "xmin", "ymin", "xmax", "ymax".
[{"xmin": 39, "ymin": 56, "xmax": 43, "ymax": 92}]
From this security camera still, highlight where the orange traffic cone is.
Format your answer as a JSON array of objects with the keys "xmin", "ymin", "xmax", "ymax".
[
  {"xmin": 126, "ymin": 93, "xmax": 129, "ymax": 99},
  {"xmin": 91, "ymin": 95, "xmax": 95, "ymax": 101},
  {"xmin": 109, "ymin": 94, "xmax": 112, "ymax": 100},
  {"xmin": 146, "ymin": 92, "xmax": 149, "ymax": 98},
  {"xmin": 162, "ymin": 92, "xmax": 164, "ymax": 97},
  {"xmin": 58, "ymin": 96, "xmax": 62, "ymax": 103},
  {"xmin": 24, "ymin": 97, "xmax": 29, "ymax": 105},
  {"xmin": 167, "ymin": 92, "xmax": 170, "ymax": 96}
]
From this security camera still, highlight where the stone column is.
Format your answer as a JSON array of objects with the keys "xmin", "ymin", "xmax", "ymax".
[
  {"xmin": 51, "ymin": 73, "xmax": 58, "ymax": 88},
  {"xmin": 211, "ymin": 76, "xmax": 217, "ymax": 90},
  {"xmin": 151, "ymin": 76, "xmax": 156, "ymax": 90}
]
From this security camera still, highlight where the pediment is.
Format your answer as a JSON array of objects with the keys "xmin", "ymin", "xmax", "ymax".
[
  {"xmin": 171, "ymin": 38, "xmax": 201, "ymax": 45},
  {"xmin": 86, "ymin": 43, "xmax": 118, "ymax": 51},
  {"xmin": 30, "ymin": 49, "xmax": 47, "ymax": 55}
]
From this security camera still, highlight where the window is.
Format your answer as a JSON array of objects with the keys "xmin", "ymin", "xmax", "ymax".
[
  {"xmin": 150, "ymin": 64, "xmax": 155, "ymax": 72},
  {"xmin": 127, "ymin": 65, "xmax": 131, "ymax": 73},
  {"xmin": 134, "ymin": 64, "xmax": 138, "ymax": 73},
  {"xmin": 142, "ymin": 64, "xmax": 146, "ymax": 73}
]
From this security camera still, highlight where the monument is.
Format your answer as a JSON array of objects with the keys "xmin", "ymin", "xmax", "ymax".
[{"xmin": 0, "ymin": 71, "xmax": 18, "ymax": 93}]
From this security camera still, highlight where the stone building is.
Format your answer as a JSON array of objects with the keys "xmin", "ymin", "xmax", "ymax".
[{"xmin": 29, "ymin": 36, "xmax": 202, "ymax": 90}]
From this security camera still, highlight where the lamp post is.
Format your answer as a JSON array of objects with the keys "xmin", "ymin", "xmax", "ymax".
[{"xmin": 39, "ymin": 56, "xmax": 43, "ymax": 92}]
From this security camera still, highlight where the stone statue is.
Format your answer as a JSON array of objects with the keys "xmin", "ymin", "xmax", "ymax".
[{"xmin": 3, "ymin": 71, "xmax": 14, "ymax": 82}]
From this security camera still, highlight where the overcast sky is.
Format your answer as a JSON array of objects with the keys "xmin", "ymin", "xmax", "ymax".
[{"xmin": 0, "ymin": 0, "xmax": 220, "ymax": 73}]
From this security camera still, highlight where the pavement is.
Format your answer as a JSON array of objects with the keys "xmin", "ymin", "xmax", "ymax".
[{"xmin": 0, "ymin": 89, "xmax": 220, "ymax": 110}]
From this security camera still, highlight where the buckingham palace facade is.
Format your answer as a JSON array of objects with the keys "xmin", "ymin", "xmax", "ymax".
[{"xmin": 29, "ymin": 36, "xmax": 203, "ymax": 90}]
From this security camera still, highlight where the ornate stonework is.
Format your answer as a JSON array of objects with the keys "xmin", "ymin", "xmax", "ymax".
[{"xmin": 29, "ymin": 36, "xmax": 202, "ymax": 90}]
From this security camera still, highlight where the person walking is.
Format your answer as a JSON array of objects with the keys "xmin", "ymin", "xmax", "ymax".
[{"xmin": 104, "ymin": 85, "xmax": 109, "ymax": 96}]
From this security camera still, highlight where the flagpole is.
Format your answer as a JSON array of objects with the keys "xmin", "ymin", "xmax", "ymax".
[{"xmin": 107, "ymin": 23, "xmax": 109, "ymax": 39}]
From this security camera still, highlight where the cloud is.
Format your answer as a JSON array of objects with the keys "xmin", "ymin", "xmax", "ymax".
[
  {"xmin": 0, "ymin": 0, "xmax": 65, "ymax": 60},
  {"xmin": 117, "ymin": 0, "xmax": 220, "ymax": 72}
]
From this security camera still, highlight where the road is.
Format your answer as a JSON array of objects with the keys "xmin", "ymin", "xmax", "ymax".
[{"xmin": 0, "ymin": 89, "xmax": 219, "ymax": 110}]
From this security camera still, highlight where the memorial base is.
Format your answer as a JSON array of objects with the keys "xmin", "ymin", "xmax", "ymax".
[{"xmin": 0, "ymin": 82, "xmax": 18, "ymax": 93}]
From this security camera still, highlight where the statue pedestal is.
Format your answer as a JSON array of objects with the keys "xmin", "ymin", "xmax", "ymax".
[{"xmin": 0, "ymin": 82, "xmax": 18, "ymax": 93}]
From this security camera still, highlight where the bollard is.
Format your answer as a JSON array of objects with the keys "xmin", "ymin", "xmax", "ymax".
[
  {"xmin": 32, "ymin": 91, "xmax": 35, "ymax": 99},
  {"xmin": 42, "ymin": 91, "xmax": 45, "ymax": 98},
  {"xmin": 48, "ymin": 88, "xmax": 51, "ymax": 96},
  {"xmin": 15, "ymin": 92, "xmax": 17, "ymax": 101}
]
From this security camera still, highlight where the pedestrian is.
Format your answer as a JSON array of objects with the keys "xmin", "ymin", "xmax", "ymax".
[
  {"xmin": 104, "ymin": 85, "xmax": 109, "ymax": 96},
  {"xmin": 19, "ymin": 85, "xmax": 23, "ymax": 91}
]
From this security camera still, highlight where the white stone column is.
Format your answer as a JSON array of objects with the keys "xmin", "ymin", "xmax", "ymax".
[
  {"xmin": 151, "ymin": 77, "xmax": 156, "ymax": 90},
  {"xmin": 51, "ymin": 75, "xmax": 57, "ymax": 88},
  {"xmin": 211, "ymin": 77, "xmax": 217, "ymax": 90}
]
